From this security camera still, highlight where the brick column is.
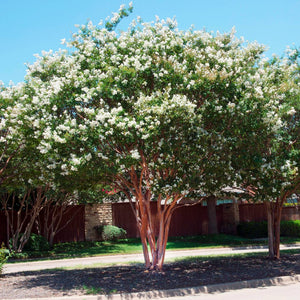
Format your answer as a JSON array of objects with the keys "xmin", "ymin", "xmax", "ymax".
[
  {"xmin": 222, "ymin": 200, "xmax": 240, "ymax": 234},
  {"xmin": 85, "ymin": 203, "xmax": 113, "ymax": 241}
]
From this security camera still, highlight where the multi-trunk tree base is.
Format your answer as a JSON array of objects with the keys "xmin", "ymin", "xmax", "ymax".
[{"xmin": 265, "ymin": 199, "xmax": 284, "ymax": 260}]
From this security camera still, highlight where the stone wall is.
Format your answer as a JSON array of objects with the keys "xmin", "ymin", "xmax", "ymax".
[
  {"xmin": 221, "ymin": 200, "xmax": 240, "ymax": 234},
  {"xmin": 85, "ymin": 203, "xmax": 113, "ymax": 241}
]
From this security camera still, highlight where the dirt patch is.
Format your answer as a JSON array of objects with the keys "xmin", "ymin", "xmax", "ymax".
[{"xmin": 0, "ymin": 253, "xmax": 299, "ymax": 299}]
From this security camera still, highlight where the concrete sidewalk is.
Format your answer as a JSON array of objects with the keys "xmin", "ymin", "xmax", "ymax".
[{"xmin": 3, "ymin": 243, "xmax": 300, "ymax": 274}]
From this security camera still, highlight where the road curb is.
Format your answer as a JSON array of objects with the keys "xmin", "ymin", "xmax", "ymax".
[{"xmin": 5, "ymin": 274, "xmax": 300, "ymax": 300}]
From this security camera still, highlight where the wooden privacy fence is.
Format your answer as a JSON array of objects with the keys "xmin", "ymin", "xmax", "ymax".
[
  {"xmin": 0, "ymin": 205, "xmax": 85, "ymax": 246},
  {"xmin": 1, "ymin": 203, "xmax": 299, "ymax": 245},
  {"xmin": 112, "ymin": 202, "xmax": 237, "ymax": 238},
  {"xmin": 113, "ymin": 202, "xmax": 300, "ymax": 238},
  {"xmin": 239, "ymin": 203, "xmax": 300, "ymax": 223}
]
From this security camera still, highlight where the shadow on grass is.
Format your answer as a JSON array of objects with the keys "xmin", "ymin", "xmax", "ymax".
[
  {"xmin": 8, "ymin": 241, "xmax": 144, "ymax": 263},
  {"xmin": 8, "ymin": 235, "xmax": 300, "ymax": 263},
  {"xmin": 166, "ymin": 234, "xmax": 267, "ymax": 250},
  {"xmin": 3, "ymin": 253, "xmax": 300, "ymax": 297}
]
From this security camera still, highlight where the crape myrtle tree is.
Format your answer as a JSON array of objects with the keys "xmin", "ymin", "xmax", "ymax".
[
  {"xmin": 240, "ymin": 49, "xmax": 300, "ymax": 259},
  {"xmin": 0, "ymin": 83, "xmax": 51, "ymax": 251},
  {"xmin": 263, "ymin": 50, "xmax": 299, "ymax": 260},
  {"xmin": 0, "ymin": 157, "xmax": 88, "ymax": 252},
  {"xmin": 0, "ymin": 82, "xmax": 88, "ymax": 251},
  {"xmin": 23, "ymin": 5, "xmax": 274, "ymax": 270}
]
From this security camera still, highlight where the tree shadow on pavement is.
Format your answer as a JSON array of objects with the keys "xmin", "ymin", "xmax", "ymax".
[{"xmin": 2, "ymin": 254, "xmax": 299, "ymax": 298}]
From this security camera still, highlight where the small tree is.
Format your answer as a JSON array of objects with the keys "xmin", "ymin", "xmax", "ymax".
[
  {"xmin": 0, "ymin": 83, "xmax": 54, "ymax": 252},
  {"xmin": 239, "ymin": 49, "xmax": 300, "ymax": 259},
  {"xmin": 263, "ymin": 51, "xmax": 299, "ymax": 259},
  {"xmin": 0, "ymin": 81, "xmax": 84, "ymax": 252},
  {"xmin": 22, "ymin": 5, "xmax": 277, "ymax": 269}
]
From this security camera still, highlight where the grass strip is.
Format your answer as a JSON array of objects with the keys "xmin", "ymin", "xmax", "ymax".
[
  {"xmin": 21, "ymin": 248, "xmax": 300, "ymax": 272},
  {"xmin": 7, "ymin": 234, "xmax": 300, "ymax": 264}
]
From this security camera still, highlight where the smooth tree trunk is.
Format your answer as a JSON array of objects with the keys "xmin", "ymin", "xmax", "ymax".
[
  {"xmin": 207, "ymin": 195, "xmax": 218, "ymax": 234},
  {"xmin": 265, "ymin": 199, "xmax": 284, "ymax": 259},
  {"xmin": 266, "ymin": 202, "xmax": 275, "ymax": 258},
  {"xmin": 2, "ymin": 187, "xmax": 48, "ymax": 252},
  {"xmin": 17, "ymin": 187, "xmax": 47, "ymax": 252},
  {"xmin": 2, "ymin": 191, "xmax": 31, "ymax": 251},
  {"xmin": 116, "ymin": 158, "xmax": 186, "ymax": 271},
  {"xmin": 35, "ymin": 198, "xmax": 81, "ymax": 247},
  {"xmin": 133, "ymin": 192, "xmax": 179, "ymax": 271}
]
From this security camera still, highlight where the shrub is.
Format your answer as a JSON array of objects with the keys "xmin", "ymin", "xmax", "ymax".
[
  {"xmin": 23, "ymin": 233, "xmax": 50, "ymax": 251},
  {"xmin": 94, "ymin": 224, "xmax": 105, "ymax": 239},
  {"xmin": 0, "ymin": 244, "xmax": 9, "ymax": 276},
  {"xmin": 94, "ymin": 225, "xmax": 126, "ymax": 241},
  {"xmin": 9, "ymin": 233, "xmax": 50, "ymax": 252},
  {"xmin": 280, "ymin": 220, "xmax": 300, "ymax": 237},
  {"xmin": 237, "ymin": 221, "xmax": 268, "ymax": 238},
  {"xmin": 237, "ymin": 220, "xmax": 300, "ymax": 238},
  {"xmin": 102, "ymin": 225, "xmax": 126, "ymax": 241}
]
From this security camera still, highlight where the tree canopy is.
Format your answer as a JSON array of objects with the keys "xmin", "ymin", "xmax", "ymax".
[{"xmin": 0, "ymin": 4, "xmax": 299, "ymax": 268}]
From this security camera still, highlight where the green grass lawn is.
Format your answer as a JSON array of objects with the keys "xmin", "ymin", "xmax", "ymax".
[{"xmin": 7, "ymin": 234, "xmax": 300, "ymax": 263}]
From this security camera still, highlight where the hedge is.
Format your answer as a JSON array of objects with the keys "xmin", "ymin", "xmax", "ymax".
[{"xmin": 237, "ymin": 220, "xmax": 300, "ymax": 238}]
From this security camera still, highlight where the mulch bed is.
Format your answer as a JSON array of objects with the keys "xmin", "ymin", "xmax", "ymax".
[{"xmin": 0, "ymin": 253, "xmax": 299, "ymax": 299}]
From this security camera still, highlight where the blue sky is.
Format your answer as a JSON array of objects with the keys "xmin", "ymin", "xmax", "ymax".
[{"xmin": 1, "ymin": 0, "xmax": 299, "ymax": 85}]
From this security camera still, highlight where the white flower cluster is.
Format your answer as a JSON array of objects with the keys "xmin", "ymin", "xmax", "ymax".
[{"xmin": 0, "ymin": 8, "xmax": 298, "ymax": 205}]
